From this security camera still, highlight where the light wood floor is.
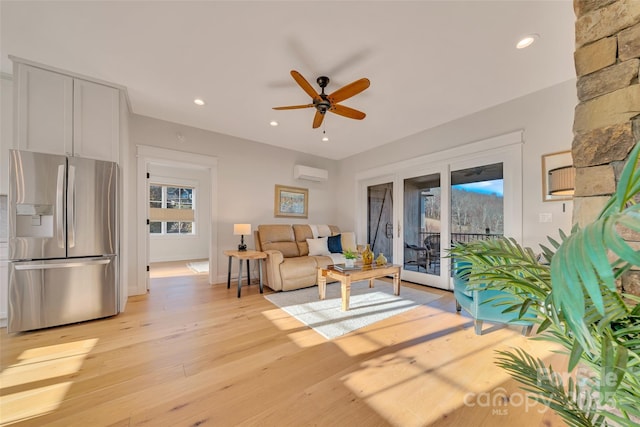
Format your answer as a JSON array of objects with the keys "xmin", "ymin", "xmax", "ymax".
[{"xmin": 0, "ymin": 261, "xmax": 566, "ymax": 426}]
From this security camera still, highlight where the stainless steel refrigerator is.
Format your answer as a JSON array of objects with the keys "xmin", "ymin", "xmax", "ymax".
[{"xmin": 8, "ymin": 149, "xmax": 118, "ymax": 333}]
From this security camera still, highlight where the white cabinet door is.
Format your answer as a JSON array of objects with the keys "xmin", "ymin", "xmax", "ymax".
[
  {"xmin": 1, "ymin": 77, "xmax": 14, "ymax": 195},
  {"xmin": 15, "ymin": 64, "xmax": 73, "ymax": 156},
  {"xmin": 73, "ymin": 79, "xmax": 120, "ymax": 162}
]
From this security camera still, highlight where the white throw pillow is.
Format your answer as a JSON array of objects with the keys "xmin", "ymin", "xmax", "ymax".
[
  {"xmin": 316, "ymin": 224, "xmax": 331, "ymax": 237},
  {"xmin": 307, "ymin": 237, "xmax": 330, "ymax": 256}
]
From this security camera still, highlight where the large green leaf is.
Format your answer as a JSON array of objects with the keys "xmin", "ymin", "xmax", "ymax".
[
  {"xmin": 550, "ymin": 142, "xmax": 640, "ymax": 351},
  {"xmin": 495, "ymin": 348, "xmax": 602, "ymax": 427},
  {"xmin": 600, "ymin": 141, "xmax": 640, "ymax": 217}
]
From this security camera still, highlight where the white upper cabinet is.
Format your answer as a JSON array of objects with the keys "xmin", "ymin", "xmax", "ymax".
[
  {"xmin": 73, "ymin": 79, "xmax": 119, "ymax": 161},
  {"xmin": 14, "ymin": 62, "xmax": 120, "ymax": 162},
  {"xmin": 1, "ymin": 77, "xmax": 14, "ymax": 195},
  {"xmin": 15, "ymin": 64, "xmax": 73, "ymax": 156}
]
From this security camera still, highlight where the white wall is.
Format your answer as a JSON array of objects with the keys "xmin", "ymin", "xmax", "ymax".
[
  {"xmin": 148, "ymin": 163, "xmax": 210, "ymax": 262},
  {"xmin": 335, "ymin": 79, "xmax": 578, "ymax": 251},
  {"xmin": 128, "ymin": 114, "xmax": 338, "ymax": 290}
]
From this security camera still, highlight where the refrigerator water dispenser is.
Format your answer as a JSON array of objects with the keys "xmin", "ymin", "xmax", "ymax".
[{"xmin": 15, "ymin": 204, "xmax": 54, "ymax": 238}]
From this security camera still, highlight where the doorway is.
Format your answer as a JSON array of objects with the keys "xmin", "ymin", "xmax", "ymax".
[{"xmin": 136, "ymin": 146, "xmax": 218, "ymax": 295}]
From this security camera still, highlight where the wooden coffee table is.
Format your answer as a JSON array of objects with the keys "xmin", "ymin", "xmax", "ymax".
[{"xmin": 317, "ymin": 263, "xmax": 401, "ymax": 311}]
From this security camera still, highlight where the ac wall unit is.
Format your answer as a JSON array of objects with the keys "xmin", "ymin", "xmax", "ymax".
[{"xmin": 293, "ymin": 165, "xmax": 328, "ymax": 182}]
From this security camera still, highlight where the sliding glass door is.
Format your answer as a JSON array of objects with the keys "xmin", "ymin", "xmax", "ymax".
[{"xmin": 358, "ymin": 136, "xmax": 522, "ymax": 291}]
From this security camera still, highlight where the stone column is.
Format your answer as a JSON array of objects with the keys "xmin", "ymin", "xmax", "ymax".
[{"xmin": 572, "ymin": 0, "xmax": 640, "ymax": 295}]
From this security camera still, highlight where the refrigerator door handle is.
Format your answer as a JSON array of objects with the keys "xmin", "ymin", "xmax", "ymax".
[
  {"xmin": 56, "ymin": 164, "xmax": 65, "ymax": 249},
  {"xmin": 68, "ymin": 164, "xmax": 76, "ymax": 248},
  {"xmin": 14, "ymin": 258, "xmax": 111, "ymax": 270}
]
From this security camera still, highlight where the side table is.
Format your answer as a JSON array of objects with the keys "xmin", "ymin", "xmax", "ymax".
[{"xmin": 223, "ymin": 250, "xmax": 267, "ymax": 298}]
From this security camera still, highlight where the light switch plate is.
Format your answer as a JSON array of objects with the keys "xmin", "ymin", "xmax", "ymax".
[{"xmin": 539, "ymin": 213, "xmax": 552, "ymax": 223}]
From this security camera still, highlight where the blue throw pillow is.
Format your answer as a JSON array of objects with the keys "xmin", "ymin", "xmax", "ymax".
[{"xmin": 327, "ymin": 234, "xmax": 343, "ymax": 253}]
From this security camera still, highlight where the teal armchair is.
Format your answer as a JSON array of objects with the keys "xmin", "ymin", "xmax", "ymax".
[{"xmin": 453, "ymin": 261, "xmax": 534, "ymax": 336}]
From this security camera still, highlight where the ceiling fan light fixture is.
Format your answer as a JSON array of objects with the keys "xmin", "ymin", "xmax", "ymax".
[
  {"xmin": 193, "ymin": 98, "xmax": 206, "ymax": 106},
  {"xmin": 269, "ymin": 120, "xmax": 279, "ymax": 127},
  {"xmin": 322, "ymin": 136, "xmax": 329, "ymax": 142},
  {"xmin": 516, "ymin": 34, "xmax": 539, "ymax": 49},
  {"xmin": 273, "ymin": 70, "xmax": 370, "ymax": 129}
]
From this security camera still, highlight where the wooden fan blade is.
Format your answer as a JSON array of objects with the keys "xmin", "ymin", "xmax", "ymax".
[
  {"xmin": 330, "ymin": 104, "xmax": 366, "ymax": 120},
  {"xmin": 291, "ymin": 70, "xmax": 319, "ymax": 100},
  {"xmin": 328, "ymin": 78, "xmax": 370, "ymax": 103},
  {"xmin": 273, "ymin": 104, "xmax": 314, "ymax": 110},
  {"xmin": 313, "ymin": 111, "xmax": 325, "ymax": 129}
]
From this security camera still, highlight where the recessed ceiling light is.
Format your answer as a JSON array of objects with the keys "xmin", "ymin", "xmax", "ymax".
[
  {"xmin": 269, "ymin": 120, "xmax": 279, "ymax": 127},
  {"xmin": 322, "ymin": 136, "xmax": 329, "ymax": 142},
  {"xmin": 516, "ymin": 34, "xmax": 539, "ymax": 49},
  {"xmin": 193, "ymin": 98, "xmax": 206, "ymax": 106}
]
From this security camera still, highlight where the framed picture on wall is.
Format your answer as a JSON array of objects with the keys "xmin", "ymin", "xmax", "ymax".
[
  {"xmin": 542, "ymin": 150, "xmax": 575, "ymax": 202},
  {"xmin": 274, "ymin": 184, "xmax": 308, "ymax": 218}
]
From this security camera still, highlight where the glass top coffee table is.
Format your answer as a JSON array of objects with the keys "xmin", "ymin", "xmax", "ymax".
[{"xmin": 317, "ymin": 263, "xmax": 401, "ymax": 311}]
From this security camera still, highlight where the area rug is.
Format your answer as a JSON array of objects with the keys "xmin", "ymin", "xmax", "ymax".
[
  {"xmin": 264, "ymin": 280, "xmax": 443, "ymax": 339},
  {"xmin": 186, "ymin": 261, "xmax": 209, "ymax": 274}
]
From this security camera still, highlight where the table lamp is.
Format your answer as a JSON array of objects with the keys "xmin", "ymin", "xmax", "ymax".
[{"xmin": 233, "ymin": 223, "xmax": 251, "ymax": 251}]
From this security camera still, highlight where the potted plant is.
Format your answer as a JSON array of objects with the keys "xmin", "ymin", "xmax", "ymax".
[
  {"xmin": 448, "ymin": 142, "xmax": 640, "ymax": 427},
  {"xmin": 343, "ymin": 249, "xmax": 358, "ymax": 267}
]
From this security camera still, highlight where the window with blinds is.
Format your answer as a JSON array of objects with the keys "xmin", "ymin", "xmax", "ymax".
[{"xmin": 149, "ymin": 184, "xmax": 195, "ymax": 235}]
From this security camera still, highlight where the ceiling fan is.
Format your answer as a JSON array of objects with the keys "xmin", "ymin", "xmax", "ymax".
[{"xmin": 273, "ymin": 70, "xmax": 370, "ymax": 129}]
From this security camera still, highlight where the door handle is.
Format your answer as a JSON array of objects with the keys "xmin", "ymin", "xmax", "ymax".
[
  {"xmin": 14, "ymin": 258, "xmax": 111, "ymax": 270},
  {"xmin": 56, "ymin": 165, "xmax": 65, "ymax": 249},
  {"xmin": 68, "ymin": 165, "xmax": 76, "ymax": 248}
]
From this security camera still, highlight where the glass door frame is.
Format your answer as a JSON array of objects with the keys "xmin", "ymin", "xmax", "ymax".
[{"xmin": 397, "ymin": 163, "xmax": 450, "ymax": 289}]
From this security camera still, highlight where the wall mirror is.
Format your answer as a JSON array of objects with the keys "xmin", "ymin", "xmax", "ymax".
[{"xmin": 542, "ymin": 150, "xmax": 574, "ymax": 202}]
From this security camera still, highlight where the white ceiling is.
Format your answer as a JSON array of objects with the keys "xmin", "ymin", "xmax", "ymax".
[{"xmin": 1, "ymin": 1, "xmax": 576, "ymax": 160}]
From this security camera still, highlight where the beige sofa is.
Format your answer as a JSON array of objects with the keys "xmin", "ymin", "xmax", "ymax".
[{"xmin": 254, "ymin": 224, "xmax": 356, "ymax": 291}]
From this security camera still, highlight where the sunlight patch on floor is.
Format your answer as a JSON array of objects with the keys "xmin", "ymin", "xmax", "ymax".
[
  {"xmin": 334, "ymin": 307, "xmax": 465, "ymax": 357},
  {"xmin": 261, "ymin": 307, "xmax": 299, "ymax": 330},
  {"xmin": 0, "ymin": 338, "xmax": 98, "ymax": 425},
  {"xmin": 1, "ymin": 381, "xmax": 73, "ymax": 425},
  {"xmin": 261, "ymin": 308, "xmax": 326, "ymax": 348},
  {"xmin": 286, "ymin": 330, "xmax": 327, "ymax": 348},
  {"xmin": 338, "ymin": 312, "xmax": 534, "ymax": 426}
]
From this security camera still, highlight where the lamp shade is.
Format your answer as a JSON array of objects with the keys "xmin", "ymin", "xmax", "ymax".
[
  {"xmin": 233, "ymin": 223, "xmax": 251, "ymax": 235},
  {"xmin": 548, "ymin": 166, "xmax": 575, "ymax": 196}
]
